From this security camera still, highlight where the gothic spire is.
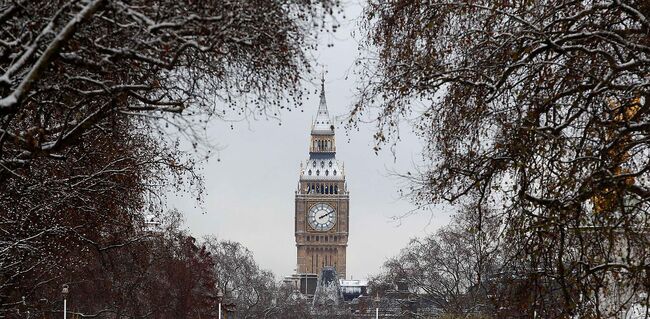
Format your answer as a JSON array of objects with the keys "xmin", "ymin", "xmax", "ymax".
[
  {"xmin": 312, "ymin": 71, "xmax": 333, "ymax": 134},
  {"xmin": 319, "ymin": 71, "xmax": 327, "ymax": 112}
]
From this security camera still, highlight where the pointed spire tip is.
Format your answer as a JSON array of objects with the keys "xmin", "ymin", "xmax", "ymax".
[{"xmin": 320, "ymin": 66, "xmax": 325, "ymax": 94}]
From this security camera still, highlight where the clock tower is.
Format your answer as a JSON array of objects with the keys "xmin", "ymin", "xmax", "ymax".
[{"xmin": 295, "ymin": 76, "xmax": 348, "ymax": 279}]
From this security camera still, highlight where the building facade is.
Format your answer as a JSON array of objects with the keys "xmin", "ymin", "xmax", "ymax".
[{"xmin": 295, "ymin": 77, "xmax": 349, "ymax": 279}]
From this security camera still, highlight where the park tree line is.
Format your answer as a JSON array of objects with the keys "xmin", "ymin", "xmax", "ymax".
[
  {"xmin": 5, "ymin": 205, "xmax": 312, "ymax": 318},
  {"xmin": 358, "ymin": 0, "xmax": 649, "ymax": 318}
]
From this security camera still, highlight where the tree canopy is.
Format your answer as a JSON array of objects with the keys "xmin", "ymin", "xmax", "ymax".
[
  {"xmin": 0, "ymin": 0, "xmax": 338, "ymax": 316},
  {"xmin": 357, "ymin": 1, "xmax": 649, "ymax": 317}
]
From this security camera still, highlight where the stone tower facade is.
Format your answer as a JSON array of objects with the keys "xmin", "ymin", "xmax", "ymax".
[{"xmin": 295, "ymin": 77, "xmax": 348, "ymax": 279}]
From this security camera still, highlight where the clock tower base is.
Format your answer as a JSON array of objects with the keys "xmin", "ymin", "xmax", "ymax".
[{"xmin": 296, "ymin": 245, "xmax": 347, "ymax": 279}]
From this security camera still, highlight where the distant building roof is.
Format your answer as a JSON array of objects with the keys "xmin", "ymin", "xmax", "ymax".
[{"xmin": 340, "ymin": 279, "xmax": 369, "ymax": 287}]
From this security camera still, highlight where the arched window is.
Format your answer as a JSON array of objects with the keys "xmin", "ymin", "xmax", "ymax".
[
  {"xmin": 316, "ymin": 169, "xmax": 320, "ymax": 176},
  {"xmin": 308, "ymin": 169, "xmax": 312, "ymax": 176},
  {"xmin": 325, "ymin": 170, "xmax": 329, "ymax": 176},
  {"xmin": 334, "ymin": 185, "xmax": 338, "ymax": 194},
  {"xmin": 333, "ymin": 169, "xmax": 337, "ymax": 176},
  {"xmin": 312, "ymin": 161, "xmax": 316, "ymax": 167},
  {"xmin": 329, "ymin": 161, "xmax": 332, "ymax": 167},
  {"xmin": 321, "ymin": 161, "xmax": 324, "ymax": 168},
  {"xmin": 320, "ymin": 184, "xmax": 324, "ymax": 194}
]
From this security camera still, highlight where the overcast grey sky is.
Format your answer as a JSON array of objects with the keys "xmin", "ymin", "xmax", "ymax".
[{"xmin": 171, "ymin": 1, "xmax": 451, "ymax": 280}]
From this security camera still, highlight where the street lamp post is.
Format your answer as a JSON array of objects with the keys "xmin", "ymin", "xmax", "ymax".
[
  {"xmin": 216, "ymin": 289, "xmax": 223, "ymax": 319},
  {"xmin": 374, "ymin": 293, "xmax": 380, "ymax": 319},
  {"xmin": 61, "ymin": 284, "xmax": 69, "ymax": 319}
]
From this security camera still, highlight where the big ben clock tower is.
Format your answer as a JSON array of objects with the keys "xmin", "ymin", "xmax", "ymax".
[{"xmin": 295, "ymin": 76, "xmax": 348, "ymax": 279}]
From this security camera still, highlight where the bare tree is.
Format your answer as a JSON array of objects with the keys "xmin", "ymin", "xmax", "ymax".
[
  {"xmin": 2, "ymin": 208, "xmax": 220, "ymax": 318},
  {"xmin": 0, "ymin": 1, "xmax": 337, "ymax": 316},
  {"xmin": 0, "ymin": 0, "xmax": 336, "ymax": 181},
  {"xmin": 356, "ymin": 1, "xmax": 649, "ymax": 317},
  {"xmin": 203, "ymin": 238, "xmax": 278, "ymax": 319},
  {"xmin": 264, "ymin": 282, "xmax": 313, "ymax": 319},
  {"xmin": 0, "ymin": 116, "xmax": 192, "ymax": 316},
  {"xmin": 372, "ymin": 206, "xmax": 501, "ymax": 317}
]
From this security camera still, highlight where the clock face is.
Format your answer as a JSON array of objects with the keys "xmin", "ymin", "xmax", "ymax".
[{"xmin": 308, "ymin": 203, "xmax": 336, "ymax": 231}]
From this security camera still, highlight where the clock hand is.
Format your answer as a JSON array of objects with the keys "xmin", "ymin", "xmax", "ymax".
[{"xmin": 318, "ymin": 211, "xmax": 332, "ymax": 219}]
